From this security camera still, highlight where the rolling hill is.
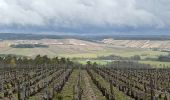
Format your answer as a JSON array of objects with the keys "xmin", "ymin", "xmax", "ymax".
[{"xmin": 102, "ymin": 38, "xmax": 170, "ymax": 50}]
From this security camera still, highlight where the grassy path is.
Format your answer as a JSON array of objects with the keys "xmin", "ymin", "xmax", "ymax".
[{"xmin": 53, "ymin": 69, "xmax": 79, "ymax": 100}]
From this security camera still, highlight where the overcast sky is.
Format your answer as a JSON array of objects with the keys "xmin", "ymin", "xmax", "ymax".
[{"xmin": 0, "ymin": 0, "xmax": 170, "ymax": 34}]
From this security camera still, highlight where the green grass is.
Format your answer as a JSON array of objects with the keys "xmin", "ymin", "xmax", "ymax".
[
  {"xmin": 76, "ymin": 60, "xmax": 109, "ymax": 65},
  {"xmin": 111, "ymin": 48, "xmax": 168, "ymax": 59},
  {"xmin": 60, "ymin": 48, "xmax": 168, "ymax": 61},
  {"xmin": 58, "ymin": 51, "xmax": 113, "ymax": 58},
  {"xmin": 54, "ymin": 69, "xmax": 79, "ymax": 100},
  {"xmin": 139, "ymin": 60, "xmax": 170, "ymax": 68}
]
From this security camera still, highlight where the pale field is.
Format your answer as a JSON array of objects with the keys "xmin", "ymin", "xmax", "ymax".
[
  {"xmin": 102, "ymin": 39, "xmax": 170, "ymax": 49},
  {"xmin": 0, "ymin": 45, "xmax": 167, "ymax": 59},
  {"xmin": 0, "ymin": 39, "xmax": 169, "ymax": 68}
]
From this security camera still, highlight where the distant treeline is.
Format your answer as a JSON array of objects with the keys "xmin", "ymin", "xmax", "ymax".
[
  {"xmin": 158, "ymin": 55, "xmax": 170, "ymax": 62},
  {"xmin": 144, "ymin": 54, "xmax": 170, "ymax": 62},
  {"xmin": 0, "ymin": 55, "xmax": 73, "ymax": 66},
  {"xmin": 96, "ymin": 55, "xmax": 141, "ymax": 60},
  {"xmin": 1, "ymin": 33, "xmax": 170, "ymax": 41},
  {"xmin": 86, "ymin": 60, "xmax": 151, "ymax": 69},
  {"xmin": 10, "ymin": 44, "xmax": 49, "ymax": 48}
]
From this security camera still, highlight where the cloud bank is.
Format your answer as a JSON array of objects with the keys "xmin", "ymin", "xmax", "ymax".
[{"xmin": 0, "ymin": 0, "xmax": 169, "ymax": 33}]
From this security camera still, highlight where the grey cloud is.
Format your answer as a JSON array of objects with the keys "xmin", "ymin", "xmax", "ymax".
[{"xmin": 0, "ymin": 0, "xmax": 169, "ymax": 32}]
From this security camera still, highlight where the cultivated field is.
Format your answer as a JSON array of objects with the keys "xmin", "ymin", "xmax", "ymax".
[
  {"xmin": 0, "ymin": 39, "xmax": 168, "ymax": 58},
  {"xmin": 102, "ymin": 39, "xmax": 170, "ymax": 49},
  {"xmin": 0, "ymin": 38, "xmax": 170, "ymax": 67},
  {"xmin": 0, "ymin": 57, "xmax": 169, "ymax": 100},
  {"xmin": 0, "ymin": 38, "xmax": 170, "ymax": 100}
]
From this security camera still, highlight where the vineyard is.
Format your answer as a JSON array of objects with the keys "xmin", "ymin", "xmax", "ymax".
[{"xmin": 0, "ymin": 56, "xmax": 169, "ymax": 100}]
